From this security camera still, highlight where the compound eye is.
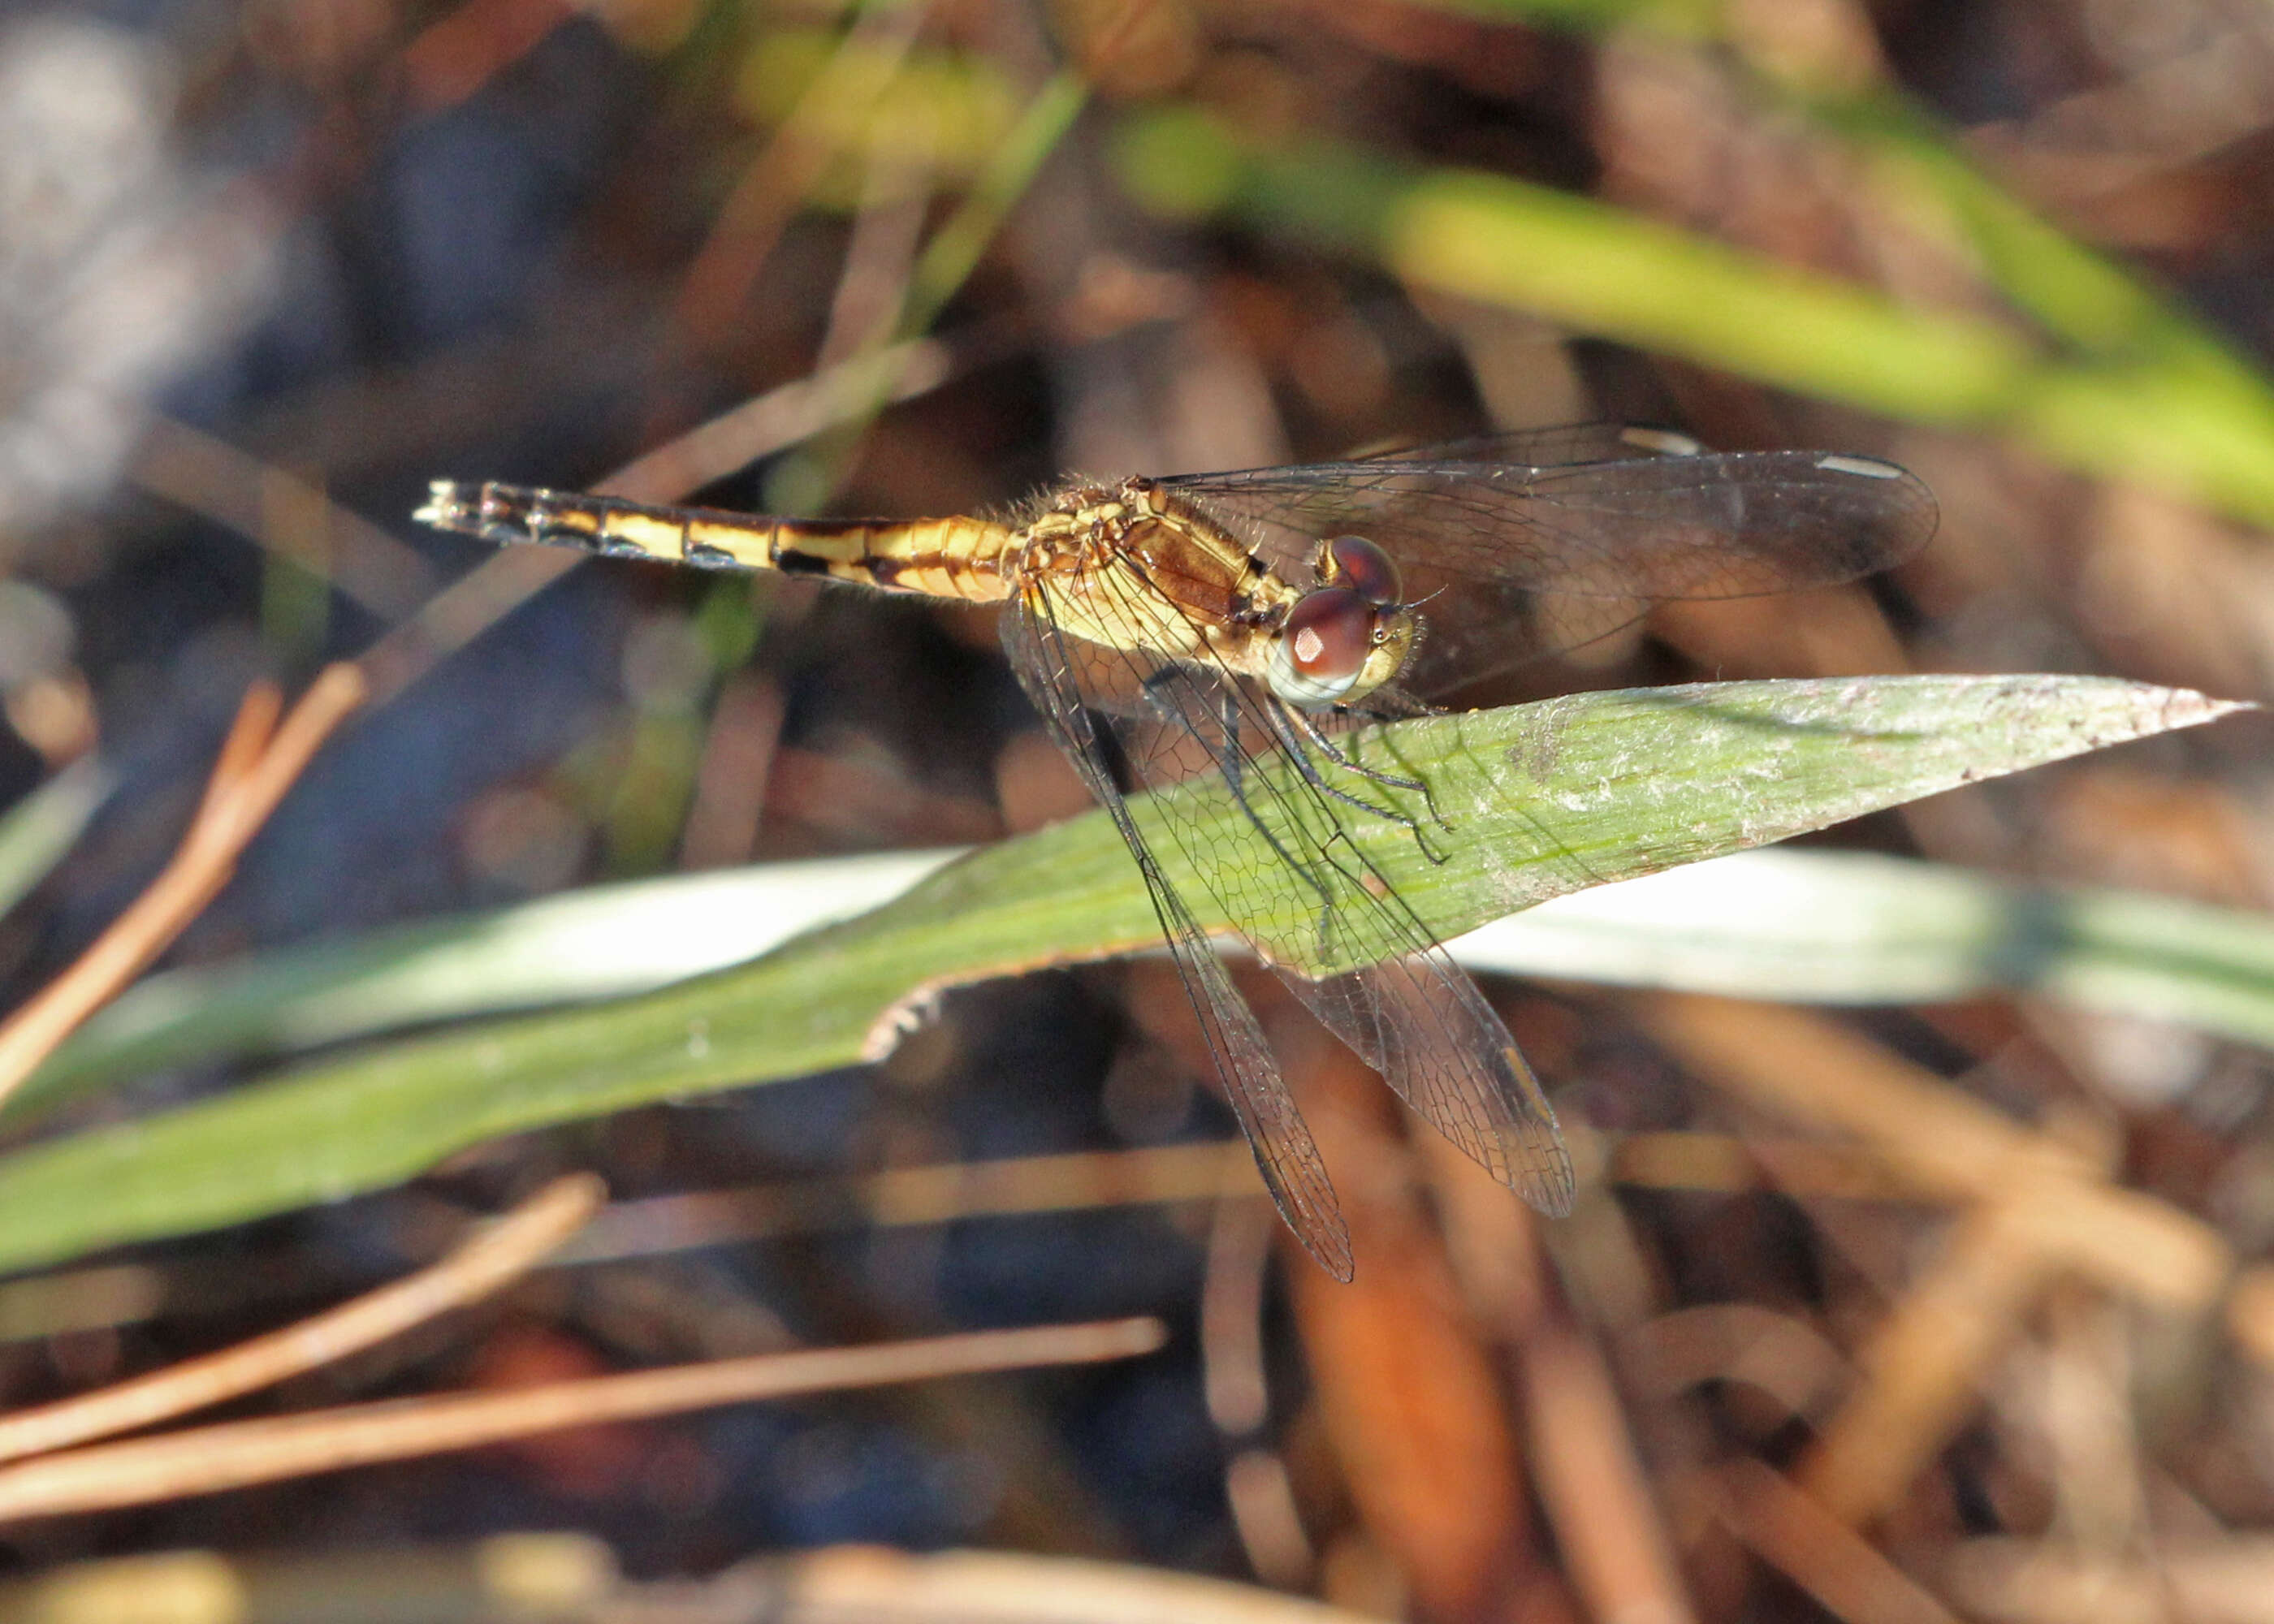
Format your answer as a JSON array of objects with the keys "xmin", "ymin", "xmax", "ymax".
[
  {"xmin": 1326, "ymin": 535, "xmax": 1401, "ymax": 607},
  {"xmin": 1269, "ymin": 586, "xmax": 1374, "ymax": 706}
]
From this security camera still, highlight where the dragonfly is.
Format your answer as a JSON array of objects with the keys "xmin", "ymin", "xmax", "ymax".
[{"xmin": 417, "ymin": 424, "xmax": 1936, "ymax": 1279}]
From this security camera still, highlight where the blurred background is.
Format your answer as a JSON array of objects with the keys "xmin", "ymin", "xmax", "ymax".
[{"xmin": 4, "ymin": 0, "xmax": 2274, "ymax": 1618}]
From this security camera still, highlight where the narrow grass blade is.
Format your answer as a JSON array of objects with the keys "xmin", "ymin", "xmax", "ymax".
[
  {"xmin": 1459, "ymin": 847, "xmax": 2274, "ymax": 1047},
  {"xmin": 17, "ymin": 852, "xmax": 961, "ymax": 1118},
  {"xmin": 0, "ymin": 762, "xmax": 110, "ymax": 923},
  {"xmin": 0, "ymin": 676, "xmax": 2238, "ymax": 1275}
]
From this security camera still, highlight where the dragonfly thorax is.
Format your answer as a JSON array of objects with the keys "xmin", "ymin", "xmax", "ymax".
[{"xmin": 1016, "ymin": 481, "xmax": 1418, "ymax": 710}]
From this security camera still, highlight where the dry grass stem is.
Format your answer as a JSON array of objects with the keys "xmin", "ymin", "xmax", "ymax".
[
  {"xmin": 1941, "ymin": 1537, "xmax": 2274, "ymax": 1624},
  {"xmin": 1519, "ymin": 1311, "xmax": 1700, "ymax": 1624},
  {"xmin": 354, "ymin": 548, "xmax": 582, "ymax": 708},
  {"xmin": 132, "ymin": 418, "xmax": 438, "ymax": 617},
  {"xmin": 674, "ymin": 2, "xmax": 928, "ymax": 343},
  {"xmin": 357, "ymin": 333, "xmax": 966, "ymax": 710},
  {"xmin": 0, "ymin": 1175, "xmax": 605, "ymax": 1465},
  {"xmin": 0, "ymin": 1145, "xmax": 1261, "ymax": 1345},
  {"xmin": 700, "ymin": 1544, "xmax": 1387, "ymax": 1624},
  {"xmin": 0, "ymin": 666, "xmax": 367, "ymax": 1107},
  {"xmin": 556, "ymin": 1141, "xmax": 1262, "ymax": 1264},
  {"xmin": 1639, "ymin": 996, "xmax": 2250, "ymax": 1526},
  {"xmin": 1639, "ymin": 995, "xmax": 2232, "ymax": 1311},
  {"xmin": 0, "ymin": 1317, "xmax": 1165, "ymax": 1522},
  {"xmin": 600, "ymin": 339, "xmax": 957, "ymax": 520},
  {"xmin": 1282, "ymin": 1038, "xmax": 1534, "ymax": 1622},
  {"xmin": 1716, "ymin": 1458, "xmax": 1961, "ymax": 1624}
]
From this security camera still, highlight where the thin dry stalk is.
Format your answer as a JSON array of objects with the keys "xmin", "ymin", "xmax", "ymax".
[
  {"xmin": 1636, "ymin": 994, "xmax": 2232, "ymax": 1312},
  {"xmin": 354, "ymin": 548, "xmax": 582, "ymax": 708},
  {"xmin": 556, "ymin": 1141, "xmax": 1260, "ymax": 1263},
  {"xmin": 0, "ymin": 666, "xmax": 367, "ymax": 1106},
  {"xmin": 1796, "ymin": 1195, "xmax": 2052, "ymax": 1525},
  {"xmin": 132, "ymin": 418, "xmax": 438, "ymax": 616},
  {"xmin": 1202, "ymin": 1195, "xmax": 1277, "ymax": 1440},
  {"xmin": 0, "ymin": 1317, "xmax": 1165, "ymax": 1522},
  {"xmin": 0, "ymin": 1176, "xmax": 605, "ymax": 1464},
  {"xmin": 0, "ymin": 1144, "xmax": 1261, "ymax": 1344},
  {"xmin": 1204, "ymin": 1197, "xmax": 1312, "ymax": 1588},
  {"xmin": 1414, "ymin": 1133, "xmax": 1686, "ymax": 1623},
  {"xmin": 1638, "ymin": 995, "xmax": 2265, "ymax": 1530},
  {"xmin": 814, "ymin": 105, "xmax": 937, "ymax": 373},
  {"xmin": 675, "ymin": 2, "xmax": 929, "ymax": 343},
  {"xmin": 2222, "ymin": 1264, "xmax": 2274, "ymax": 1366},
  {"xmin": 1620, "ymin": 1303, "xmax": 1847, "ymax": 1421},
  {"xmin": 1518, "ymin": 1308, "xmax": 1700, "ymax": 1624},
  {"xmin": 1279, "ymin": 1033, "xmax": 1534, "ymax": 1623},
  {"xmin": 1943, "ymin": 1536, "xmax": 2274, "ymax": 1624},
  {"xmin": 676, "ymin": 1544, "xmax": 1386, "ymax": 1624},
  {"xmin": 599, "ymin": 337, "xmax": 957, "ymax": 506},
  {"xmin": 1716, "ymin": 1458, "xmax": 1961, "ymax": 1624},
  {"xmin": 357, "ymin": 334, "xmax": 965, "ymax": 710}
]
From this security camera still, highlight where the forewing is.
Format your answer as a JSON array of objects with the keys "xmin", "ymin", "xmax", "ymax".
[
  {"xmin": 1350, "ymin": 421, "xmax": 1710, "ymax": 468},
  {"xmin": 1040, "ymin": 551, "xmax": 1574, "ymax": 1216},
  {"xmin": 1002, "ymin": 585, "xmax": 1353, "ymax": 1280},
  {"xmin": 1157, "ymin": 443, "xmax": 1935, "ymax": 597},
  {"xmin": 1157, "ymin": 442, "xmax": 1935, "ymax": 694}
]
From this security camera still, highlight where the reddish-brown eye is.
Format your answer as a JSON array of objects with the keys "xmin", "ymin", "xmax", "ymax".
[
  {"xmin": 1286, "ymin": 588, "xmax": 1373, "ymax": 678},
  {"xmin": 1269, "ymin": 586, "xmax": 1377, "ymax": 706},
  {"xmin": 1327, "ymin": 535, "xmax": 1401, "ymax": 606}
]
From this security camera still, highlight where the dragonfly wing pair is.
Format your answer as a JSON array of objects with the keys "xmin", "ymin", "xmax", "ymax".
[
  {"xmin": 1004, "ymin": 541, "xmax": 1578, "ymax": 1281},
  {"xmin": 1009, "ymin": 430, "xmax": 1935, "ymax": 1276}
]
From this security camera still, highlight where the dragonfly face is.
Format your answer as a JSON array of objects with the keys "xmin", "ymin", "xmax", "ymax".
[{"xmin": 1265, "ymin": 534, "xmax": 1417, "ymax": 710}]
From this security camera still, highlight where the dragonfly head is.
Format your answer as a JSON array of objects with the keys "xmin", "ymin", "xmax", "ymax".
[{"xmin": 1266, "ymin": 535, "xmax": 1417, "ymax": 710}]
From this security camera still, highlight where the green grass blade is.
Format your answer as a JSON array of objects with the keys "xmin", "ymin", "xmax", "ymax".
[
  {"xmin": 47, "ymin": 837, "xmax": 2274, "ymax": 1110},
  {"xmin": 0, "ymin": 675, "xmax": 2237, "ymax": 1275},
  {"xmin": 1461, "ymin": 847, "xmax": 2274, "ymax": 1047},
  {"xmin": 0, "ymin": 761, "xmax": 111, "ymax": 923},
  {"xmin": 16, "ymin": 852, "xmax": 962, "ymax": 1119}
]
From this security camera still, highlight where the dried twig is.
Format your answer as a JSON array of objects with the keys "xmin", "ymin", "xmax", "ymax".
[
  {"xmin": 0, "ymin": 666, "xmax": 367, "ymax": 1107},
  {"xmin": 1796, "ymin": 1195, "xmax": 2052, "ymax": 1525},
  {"xmin": 132, "ymin": 418, "xmax": 438, "ymax": 617},
  {"xmin": 1518, "ymin": 1307, "xmax": 1701, "ymax": 1624},
  {"xmin": 674, "ymin": 2, "xmax": 929, "ymax": 342},
  {"xmin": 1280, "ymin": 1033, "xmax": 1537, "ymax": 1624},
  {"xmin": 1716, "ymin": 1458, "xmax": 1961, "ymax": 1624},
  {"xmin": 1637, "ymin": 993, "xmax": 2244, "ymax": 1528},
  {"xmin": 0, "ymin": 1175, "xmax": 604, "ymax": 1464},
  {"xmin": 0, "ymin": 1317, "xmax": 1165, "ymax": 1522},
  {"xmin": 698, "ymin": 1544, "xmax": 1389, "ymax": 1624},
  {"xmin": 357, "ymin": 335, "xmax": 968, "ymax": 710},
  {"xmin": 1943, "ymin": 1537, "xmax": 2274, "ymax": 1624}
]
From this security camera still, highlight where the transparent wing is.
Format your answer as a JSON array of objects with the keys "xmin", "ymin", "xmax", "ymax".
[
  {"xmin": 1156, "ymin": 440, "xmax": 1935, "ymax": 597},
  {"xmin": 1155, "ymin": 437, "xmax": 1936, "ymax": 695},
  {"xmin": 1348, "ymin": 421, "xmax": 1712, "ymax": 468},
  {"xmin": 1280, "ymin": 957, "xmax": 1571, "ymax": 1216},
  {"xmin": 1002, "ymin": 585, "xmax": 1354, "ymax": 1281},
  {"xmin": 1019, "ymin": 551, "xmax": 1573, "ymax": 1222}
]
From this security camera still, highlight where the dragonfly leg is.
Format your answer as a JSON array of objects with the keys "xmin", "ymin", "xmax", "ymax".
[
  {"xmin": 1265, "ymin": 700, "xmax": 1451, "ymax": 868},
  {"xmin": 1284, "ymin": 702, "xmax": 1423, "ymax": 793},
  {"xmin": 1200, "ymin": 689, "xmax": 1336, "ymax": 922},
  {"xmin": 1280, "ymin": 699, "xmax": 1455, "ymax": 837}
]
